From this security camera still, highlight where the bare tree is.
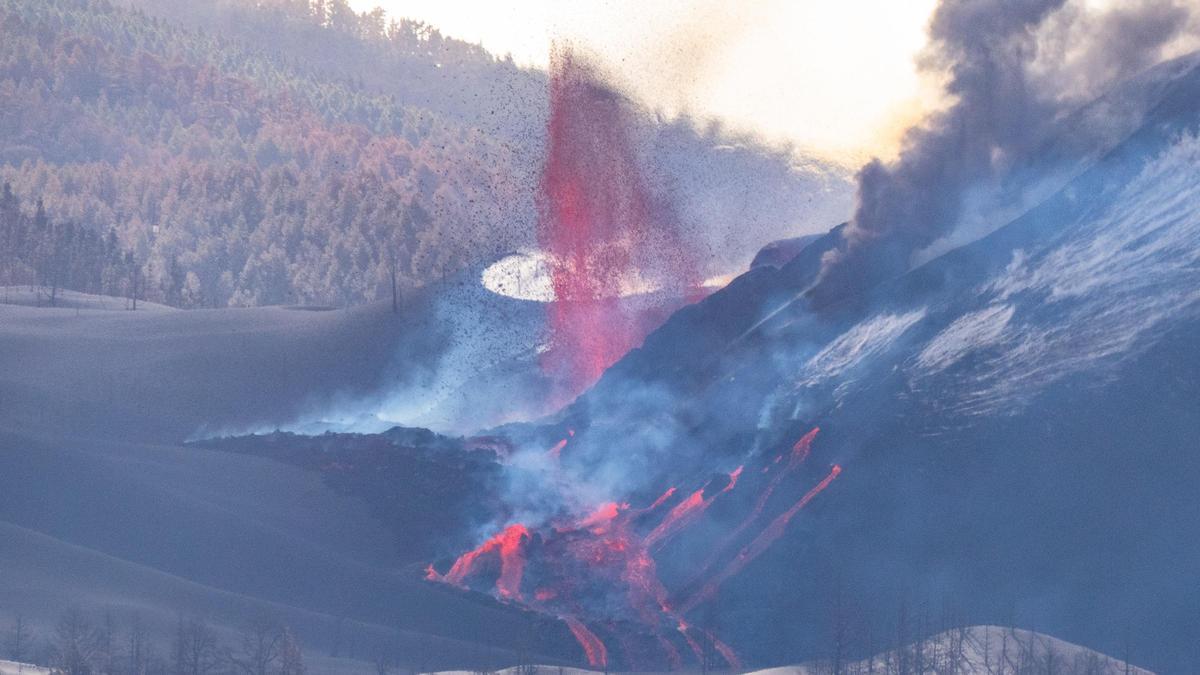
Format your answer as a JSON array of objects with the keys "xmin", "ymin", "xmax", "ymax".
[
  {"xmin": 6, "ymin": 615, "xmax": 31, "ymax": 663},
  {"xmin": 373, "ymin": 651, "xmax": 394, "ymax": 675},
  {"xmin": 910, "ymin": 604, "xmax": 928, "ymax": 675},
  {"xmin": 979, "ymin": 626, "xmax": 996, "ymax": 675},
  {"xmin": 277, "ymin": 627, "xmax": 304, "ymax": 675},
  {"xmin": 387, "ymin": 205, "xmax": 419, "ymax": 315},
  {"xmin": 892, "ymin": 599, "xmax": 910, "ymax": 675},
  {"xmin": 51, "ymin": 608, "xmax": 100, "ymax": 675},
  {"xmin": 388, "ymin": 250, "xmax": 400, "ymax": 314},
  {"xmin": 227, "ymin": 617, "xmax": 282, "ymax": 675},
  {"xmin": 128, "ymin": 252, "xmax": 140, "ymax": 311},
  {"xmin": 172, "ymin": 617, "xmax": 220, "ymax": 675},
  {"xmin": 998, "ymin": 625, "xmax": 1015, "ymax": 675},
  {"xmin": 1009, "ymin": 627, "xmax": 1036, "ymax": 674},
  {"xmin": 830, "ymin": 582, "xmax": 850, "ymax": 675},
  {"xmin": 862, "ymin": 619, "xmax": 876, "ymax": 675},
  {"xmin": 937, "ymin": 606, "xmax": 969, "ymax": 675},
  {"xmin": 1038, "ymin": 632, "xmax": 1063, "ymax": 675},
  {"xmin": 1122, "ymin": 633, "xmax": 1133, "ymax": 675},
  {"xmin": 128, "ymin": 614, "xmax": 149, "ymax": 675},
  {"xmin": 96, "ymin": 610, "xmax": 120, "ymax": 675},
  {"xmin": 1073, "ymin": 650, "xmax": 1110, "ymax": 675}
]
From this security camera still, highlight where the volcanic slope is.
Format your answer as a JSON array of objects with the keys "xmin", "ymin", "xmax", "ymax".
[{"xmin": 544, "ymin": 52, "xmax": 1200, "ymax": 673}]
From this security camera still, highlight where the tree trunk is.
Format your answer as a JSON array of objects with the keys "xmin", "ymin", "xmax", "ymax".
[{"xmin": 390, "ymin": 262, "xmax": 398, "ymax": 314}]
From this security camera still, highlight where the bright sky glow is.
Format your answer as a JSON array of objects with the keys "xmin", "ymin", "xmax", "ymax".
[{"xmin": 348, "ymin": 0, "xmax": 941, "ymax": 163}]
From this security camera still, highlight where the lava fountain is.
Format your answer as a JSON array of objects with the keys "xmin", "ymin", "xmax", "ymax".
[{"xmin": 537, "ymin": 45, "xmax": 701, "ymax": 396}]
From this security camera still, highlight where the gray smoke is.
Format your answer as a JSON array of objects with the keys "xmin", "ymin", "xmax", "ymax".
[
  {"xmin": 809, "ymin": 0, "xmax": 1198, "ymax": 307},
  {"xmin": 1033, "ymin": 0, "xmax": 1197, "ymax": 102}
]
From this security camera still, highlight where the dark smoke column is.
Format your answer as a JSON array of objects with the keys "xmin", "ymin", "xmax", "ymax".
[
  {"xmin": 810, "ymin": 0, "xmax": 1069, "ymax": 308},
  {"xmin": 538, "ymin": 45, "xmax": 698, "ymax": 395},
  {"xmin": 809, "ymin": 0, "xmax": 1195, "ymax": 309}
]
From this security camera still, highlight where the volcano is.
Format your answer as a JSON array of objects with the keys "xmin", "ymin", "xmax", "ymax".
[
  {"xmin": 540, "ymin": 51, "xmax": 1200, "ymax": 673},
  {"xmin": 190, "ymin": 50, "xmax": 1200, "ymax": 673},
  {"xmin": 4, "ymin": 7, "xmax": 1200, "ymax": 674}
]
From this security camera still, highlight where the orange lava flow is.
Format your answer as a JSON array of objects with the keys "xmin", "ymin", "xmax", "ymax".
[
  {"xmin": 677, "ymin": 620, "xmax": 704, "ymax": 661},
  {"xmin": 645, "ymin": 466, "xmax": 743, "ymax": 549},
  {"xmin": 645, "ymin": 486, "xmax": 677, "ymax": 511},
  {"xmin": 790, "ymin": 427, "xmax": 820, "ymax": 463},
  {"xmin": 442, "ymin": 523, "xmax": 530, "ymax": 600},
  {"xmin": 424, "ymin": 431, "xmax": 833, "ymax": 670},
  {"xmin": 657, "ymin": 635, "xmax": 683, "ymax": 669},
  {"xmin": 688, "ymin": 428, "xmax": 820, "ymax": 587},
  {"xmin": 713, "ymin": 635, "xmax": 743, "ymax": 670},
  {"xmin": 673, "ymin": 620, "xmax": 741, "ymax": 669},
  {"xmin": 563, "ymin": 616, "xmax": 608, "ymax": 668},
  {"xmin": 723, "ymin": 465, "xmax": 745, "ymax": 493},
  {"xmin": 680, "ymin": 464, "xmax": 842, "ymax": 613},
  {"xmin": 547, "ymin": 437, "xmax": 569, "ymax": 460},
  {"xmin": 574, "ymin": 501, "xmax": 628, "ymax": 534},
  {"xmin": 644, "ymin": 488, "xmax": 704, "ymax": 548}
]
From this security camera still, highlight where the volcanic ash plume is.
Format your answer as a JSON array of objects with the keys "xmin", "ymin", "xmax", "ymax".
[
  {"xmin": 808, "ymin": 0, "xmax": 1198, "ymax": 307},
  {"xmin": 537, "ymin": 45, "xmax": 700, "ymax": 395}
]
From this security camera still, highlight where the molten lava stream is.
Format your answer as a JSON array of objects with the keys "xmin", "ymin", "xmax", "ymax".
[
  {"xmin": 644, "ymin": 466, "xmax": 743, "ymax": 550},
  {"xmin": 646, "ymin": 486, "xmax": 677, "ymax": 510},
  {"xmin": 673, "ymin": 620, "xmax": 743, "ymax": 670},
  {"xmin": 644, "ymin": 489, "xmax": 705, "ymax": 548},
  {"xmin": 677, "ymin": 621, "xmax": 704, "ymax": 663},
  {"xmin": 547, "ymin": 437, "xmax": 569, "ymax": 460},
  {"xmin": 563, "ymin": 493, "xmax": 743, "ymax": 670},
  {"xmin": 713, "ymin": 636, "xmax": 742, "ymax": 670},
  {"xmin": 563, "ymin": 616, "xmax": 608, "ymax": 668},
  {"xmin": 439, "ymin": 523, "xmax": 530, "ymax": 600},
  {"xmin": 570, "ymin": 500, "xmax": 628, "ymax": 535},
  {"xmin": 657, "ymin": 635, "xmax": 683, "ymax": 669},
  {"xmin": 428, "ymin": 458, "xmax": 761, "ymax": 668},
  {"xmin": 680, "ymin": 464, "xmax": 842, "ymax": 614},
  {"xmin": 685, "ymin": 428, "xmax": 821, "ymax": 588}
]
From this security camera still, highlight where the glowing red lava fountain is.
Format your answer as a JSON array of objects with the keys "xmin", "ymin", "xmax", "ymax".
[{"xmin": 537, "ymin": 45, "xmax": 701, "ymax": 396}]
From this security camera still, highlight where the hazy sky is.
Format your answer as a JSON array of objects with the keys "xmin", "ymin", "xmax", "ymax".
[{"xmin": 347, "ymin": 0, "xmax": 940, "ymax": 163}]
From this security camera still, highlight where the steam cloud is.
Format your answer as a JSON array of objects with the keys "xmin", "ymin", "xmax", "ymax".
[{"xmin": 809, "ymin": 0, "xmax": 1199, "ymax": 307}]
